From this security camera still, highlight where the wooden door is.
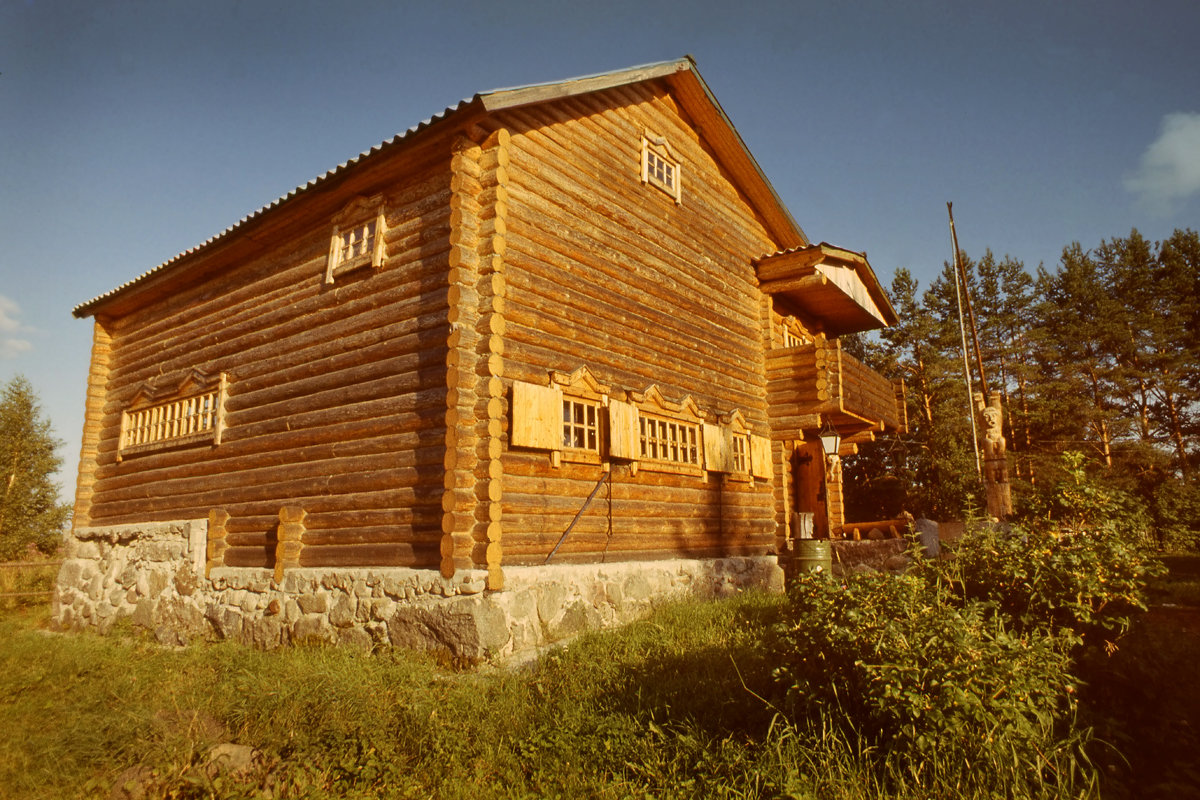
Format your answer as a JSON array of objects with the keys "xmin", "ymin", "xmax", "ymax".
[{"xmin": 791, "ymin": 440, "xmax": 828, "ymax": 538}]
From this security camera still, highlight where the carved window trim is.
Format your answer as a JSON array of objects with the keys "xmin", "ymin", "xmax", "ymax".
[
  {"xmin": 119, "ymin": 370, "xmax": 228, "ymax": 460},
  {"xmin": 552, "ymin": 367, "xmax": 609, "ymax": 466},
  {"xmin": 325, "ymin": 194, "xmax": 387, "ymax": 283},
  {"xmin": 640, "ymin": 131, "xmax": 682, "ymax": 204}
]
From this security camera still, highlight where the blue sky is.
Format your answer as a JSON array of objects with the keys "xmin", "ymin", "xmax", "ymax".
[{"xmin": 2, "ymin": 0, "xmax": 1198, "ymax": 499}]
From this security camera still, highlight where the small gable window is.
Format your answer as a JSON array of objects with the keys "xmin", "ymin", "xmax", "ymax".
[
  {"xmin": 326, "ymin": 194, "xmax": 387, "ymax": 283},
  {"xmin": 641, "ymin": 132, "xmax": 682, "ymax": 204}
]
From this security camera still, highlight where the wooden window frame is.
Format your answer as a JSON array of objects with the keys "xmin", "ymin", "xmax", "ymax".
[
  {"xmin": 325, "ymin": 194, "xmax": 387, "ymax": 283},
  {"xmin": 704, "ymin": 409, "xmax": 761, "ymax": 483},
  {"xmin": 628, "ymin": 385, "xmax": 704, "ymax": 477},
  {"xmin": 562, "ymin": 396, "xmax": 601, "ymax": 456},
  {"xmin": 638, "ymin": 413, "xmax": 701, "ymax": 469},
  {"xmin": 640, "ymin": 131, "xmax": 682, "ymax": 204},
  {"xmin": 511, "ymin": 368, "xmax": 611, "ymax": 468},
  {"xmin": 119, "ymin": 370, "xmax": 228, "ymax": 460}
]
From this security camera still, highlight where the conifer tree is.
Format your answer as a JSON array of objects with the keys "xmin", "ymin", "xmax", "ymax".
[{"xmin": 0, "ymin": 376, "xmax": 71, "ymax": 560}]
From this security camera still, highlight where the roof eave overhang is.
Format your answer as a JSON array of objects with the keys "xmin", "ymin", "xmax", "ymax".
[{"xmin": 755, "ymin": 243, "xmax": 899, "ymax": 336}]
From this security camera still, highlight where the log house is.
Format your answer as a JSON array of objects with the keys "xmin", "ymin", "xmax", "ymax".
[{"xmin": 70, "ymin": 58, "xmax": 904, "ymax": 599}]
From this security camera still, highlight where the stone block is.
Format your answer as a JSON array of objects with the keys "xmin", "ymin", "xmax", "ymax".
[
  {"xmin": 546, "ymin": 600, "xmax": 599, "ymax": 641},
  {"xmin": 174, "ymin": 568, "xmax": 198, "ymax": 597},
  {"xmin": 536, "ymin": 583, "xmax": 567, "ymax": 624},
  {"xmin": 132, "ymin": 598, "xmax": 157, "ymax": 629},
  {"xmin": 57, "ymin": 558, "xmax": 86, "ymax": 588},
  {"xmin": 329, "ymin": 594, "xmax": 356, "ymax": 628},
  {"xmin": 68, "ymin": 539, "xmax": 101, "ymax": 560},
  {"xmin": 246, "ymin": 616, "xmax": 286, "ymax": 649},
  {"xmin": 205, "ymin": 605, "xmax": 244, "ymax": 641},
  {"xmin": 337, "ymin": 626, "xmax": 374, "ymax": 653},
  {"xmin": 291, "ymin": 614, "xmax": 335, "ymax": 645},
  {"xmin": 296, "ymin": 592, "xmax": 328, "ymax": 614},
  {"xmin": 387, "ymin": 598, "xmax": 510, "ymax": 662}
]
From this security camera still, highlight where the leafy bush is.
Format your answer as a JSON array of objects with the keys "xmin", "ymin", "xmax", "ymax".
[
  {"xmin": 952, "ymin": 452, "xmax": 1164, "ymax": 639},
  {"xmin": 769, "ymin": 571, "xmax": 1086, "ymax": 791}
]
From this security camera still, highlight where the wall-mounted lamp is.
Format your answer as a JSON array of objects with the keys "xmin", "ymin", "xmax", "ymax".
[{"xmin": 819, "ymin": 417, "xmax": 841, "ymax": 459}]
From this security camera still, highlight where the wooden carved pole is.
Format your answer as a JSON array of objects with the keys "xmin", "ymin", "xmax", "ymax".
[{"xmin": 975, "ymin": 392, "xmax": 1013, "ymax": 519}]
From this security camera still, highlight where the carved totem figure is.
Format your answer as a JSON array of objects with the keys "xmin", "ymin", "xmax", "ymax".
[{"xmin": 975, "ymin": 391, "xmax": 1013, "ymax": 519}]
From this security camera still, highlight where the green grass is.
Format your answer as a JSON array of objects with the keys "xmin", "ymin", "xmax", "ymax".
[{"xmin": 2, "ymin": 565, "xmax": 1196, "ymax": 800}]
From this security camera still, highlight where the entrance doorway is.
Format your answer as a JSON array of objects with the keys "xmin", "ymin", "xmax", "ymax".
[{"xmin": 791, "ymin": 440, "xmax": 828, "ymax": 538}]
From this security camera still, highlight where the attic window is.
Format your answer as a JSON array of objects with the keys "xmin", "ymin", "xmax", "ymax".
[
  {"xmin": 326, "ymin": 194, "xmax": 387, "ymax": 283},
  {"xmin": 641, "ymin": 133, "xmax": 682, "ymax": 204}
]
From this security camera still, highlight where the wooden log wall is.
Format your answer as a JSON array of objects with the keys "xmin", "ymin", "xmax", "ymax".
[
  {"xmin": 84, "ymin": 155, "xmax": 454, "ymax": 570},
  {"xmin": 72, "ymin": 318, "xmax": 114, "ymax": 527},
  {"xmin": 494, "ymin": 82, "xmax": 779, "ymax": 563},
  {"xmin": 440, "ymin": 128, "xmax": 511, "ymax": 587}
]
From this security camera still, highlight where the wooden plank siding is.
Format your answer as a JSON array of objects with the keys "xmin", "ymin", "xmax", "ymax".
[
  {"xmin": 494, "ymin": 81, "xmax": 780, "ymax": 564},
  {"xmin": 82, "ymin": 159, "xmax": 455, "ymax": 569}
]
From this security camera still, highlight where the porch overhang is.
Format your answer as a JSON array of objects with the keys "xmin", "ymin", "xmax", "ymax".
[{"xmin": 754, "ymin": 243, "xmax": 898, "ymax": 336}]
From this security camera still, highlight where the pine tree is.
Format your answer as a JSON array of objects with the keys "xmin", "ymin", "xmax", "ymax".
[{"xmin": 0, "ymin": 376, "xmax": 71, "ymax": 560}]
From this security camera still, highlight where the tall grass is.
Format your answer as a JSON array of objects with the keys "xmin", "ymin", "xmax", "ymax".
[
  {"xmin": 0, "ymin": 557, "xmax": 60, "ymax": 610},
  {"xmin": 0, "ymin": 588, "xmax": 1114, "ymax": 800}
]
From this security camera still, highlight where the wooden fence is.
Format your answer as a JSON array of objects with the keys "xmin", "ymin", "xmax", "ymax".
[{"xmin": 0, "ymin": 560, "xmax": 62, "ymax": 600}]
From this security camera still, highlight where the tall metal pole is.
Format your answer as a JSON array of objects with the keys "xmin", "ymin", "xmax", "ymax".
[
  {"xmin": 948, "ymin": 204, "xmax": 989, "ymax": 396},
  {"xmin": 948, "ymin": 203, "xmax": 982, "ymax": 478}
]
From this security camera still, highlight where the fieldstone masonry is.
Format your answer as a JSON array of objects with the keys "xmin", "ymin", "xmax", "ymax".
[{"xmin": 54, "ymin": 519, "xmax": 785, "ymax": 660}]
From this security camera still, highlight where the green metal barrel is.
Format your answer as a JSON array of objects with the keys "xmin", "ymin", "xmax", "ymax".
[{"xmin": 795, "ymin": 539, "xmax": 832, "ymax": 575}]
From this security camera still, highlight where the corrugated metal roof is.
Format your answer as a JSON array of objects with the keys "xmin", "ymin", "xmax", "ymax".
[
  {"xmin": 74, "ymin": 57, "xmax": 804, "ymax": 318},
  {"xmin": 72, "ymin": 96, "xmax": 479, "ymax": 317}
]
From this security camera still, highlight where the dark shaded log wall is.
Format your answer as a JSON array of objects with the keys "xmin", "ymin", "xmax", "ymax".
[{"xmin": 84, "ymin": 159, "xmax": 453, "ymax": 569}]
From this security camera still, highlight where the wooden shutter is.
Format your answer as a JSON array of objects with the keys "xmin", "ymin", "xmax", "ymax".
[
  {"xmin": 608, "ymin": 399, "xmax": 640, "ymax": 460},
  {"xmin": 750, "ymin": 434, "xmax": 772, "ymax": 480},
  {"xmin": 703, "ymin": 423, "xmax": 731, "ymax": 473},
  {"xmin": 510, "ymin": 381, "xmax": 563, "ymax": 450}
]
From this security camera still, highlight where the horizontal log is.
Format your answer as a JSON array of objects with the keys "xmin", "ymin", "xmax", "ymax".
[
  {"xmin": 113, "ymin": 221, "xmax": 451, "ymax": 378},
  {"xmin": 505, "ymin": 247, "xmax": 761, "ymax": 383},
  {"xmin": 298, "ymin": 542, "xmax": 440, "ymax": 568}
]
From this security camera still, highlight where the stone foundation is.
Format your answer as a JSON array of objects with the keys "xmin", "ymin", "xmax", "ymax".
[
  {"xmin": 830, "ymin": 538, "xmax": 911, "ymax": 575},
  {"xmin": 54, "ymin": 520, "xmax": 784, "ymax": 661}
]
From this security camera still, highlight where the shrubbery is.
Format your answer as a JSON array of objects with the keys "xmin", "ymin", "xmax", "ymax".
[
  {"xmin": 770, "ymin": 571, "xmax": 1085, "ymax": 791},
  {"xmin": 768, "ymin": 452, "xmax": 1161, "ymax": 795}
]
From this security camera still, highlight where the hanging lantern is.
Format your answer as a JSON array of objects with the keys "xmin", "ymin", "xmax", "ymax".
[{"xmin": 819, "ymin": 417, "xmax": 841, "ymax": 459}]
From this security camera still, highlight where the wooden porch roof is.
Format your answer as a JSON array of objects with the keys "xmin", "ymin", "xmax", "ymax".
[{"xmin": 754, "ymin": 243, "xmax": 898, "ymax": 335}]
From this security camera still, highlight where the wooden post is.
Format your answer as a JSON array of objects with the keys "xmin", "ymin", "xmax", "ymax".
[
  {"xmin": 206, "ymin": 508, "xmax": 231, "ymax": 577},
  {"xmin": 275, "ymin": 506, "xmax": 306, "ymax": 584}
]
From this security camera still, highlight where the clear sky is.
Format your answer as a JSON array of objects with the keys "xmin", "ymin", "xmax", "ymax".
[{"xmin": 2, "ymin": 0, "xmax": 1198, "ymax": 500}]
